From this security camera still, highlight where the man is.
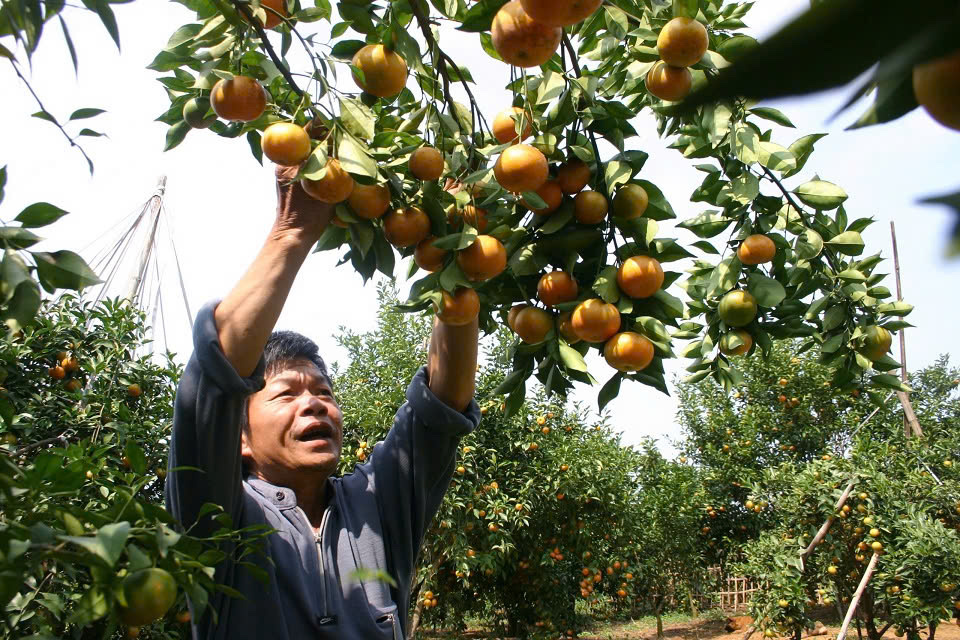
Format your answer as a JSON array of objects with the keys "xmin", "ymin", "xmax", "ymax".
[{"xmin": 165, "ymin": 167, "xmax": 481, "ymax": 640}]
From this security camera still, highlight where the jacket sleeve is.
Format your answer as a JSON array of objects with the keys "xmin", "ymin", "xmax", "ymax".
[
  {"xmin": 368, "ymin": 367, "xmax": 480, "ymax": 614},
  {"xmin": 165, "ymin": 301, "xmax": 266, "ymax": 536}
]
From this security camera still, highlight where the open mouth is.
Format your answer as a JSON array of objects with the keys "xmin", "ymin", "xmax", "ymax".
[{"xmin": 297, "ymin": 424, "xmax": 334, "ymax": 442}]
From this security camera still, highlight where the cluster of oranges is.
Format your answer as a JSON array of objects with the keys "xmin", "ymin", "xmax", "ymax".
[
  {"xmin": 48, "ymin": 351, "xmax": 82, "ymax": 393},
  {"xmin": 646, "ymin": 16, "xmax": 709, "ymax": 102}
]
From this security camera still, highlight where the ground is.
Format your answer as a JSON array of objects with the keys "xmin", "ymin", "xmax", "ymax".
[{"xmin": 422, "ymin": 610, "xmax": 960, "ymax": 640}]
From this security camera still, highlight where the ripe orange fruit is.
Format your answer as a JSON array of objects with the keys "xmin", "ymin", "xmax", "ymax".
[
  {"xmin": 381, "ymin": 207, "xmax": 430, "ymax": 249},
  {"xmin": 556, "ymin": 160, "xmax": 591, "ymax": 194},
  {"xmin": 571, "ymin": 298, "xmax": 620, "ymax": 343},
  {"xmin": 492, "ymin": 106, "xmax": 533, "ymax": 144},
  {"xmin": 604, "ymin": 332, "xmax": 654, "ymax": 372},
  {"xmin": 490, "ymin": 1, "xmax": 562, "ymax": 68},
  {"xmin": 519, "ymin": 0, "xmax": 602, "ymax": 27},
  {"xmin": 646, "ymin": 61, "xmax": 692, "ymax": 101},
  {"xmin": 513, "ymin": 307, "xmax": 553, "ymax": 343},
  {"xmin": 347, "ymin": 183, "xmax": 391, "ymax": 219},
  {"xmin": 449, "ymin": 205, "xmax": 489, "ymax": 232},
  {"xmin": 719, "ymin": 330, "xmax": 753, "ymax": 356},
  {"xmin": 657, "ymin": 17, "xmax": 709, "ymax": 67},
  {"xmin": 912, "ymin": 49, "xmax": 960, "ymax": 131},
  {"xmin": 182, "ymin": 97, "xmax": 217, "ymax": 129},
  {"xmin": 409, "ymin": 146, "xmax": 444, "ymax": 181},
  {"xmin": 617, "ymin": 256, "xmax": 664, "ymax": 299},
  {"xmin": 351, "ymin": 44, "xmax": 408, "ymax": 98},
  {"xmin": 494, "ymin": 144, "xmax": 549, "ymax": 193},
  {"xmin": 262, "ymin": 122, "xmax": 311, "ymax": 166},
  {"xmin": 176, "ymin": 610, "xmax": 191, "ymax": 624},
  {"xmin": 127, "ymin": 384, "xmax": 141, "ymax": 397},
  {"xmin": 556, "ymin": 311, "xmax": 580, "ymax": 344},
  {"xmin": 414, "ymin": 236, "xmax": 448, "ymax": 272},
  {"xmin": 737, "ymin": 234, "xmax": 776, "ymax": 265},
  {"xmin": 537, "ymin": 271, "xmax": 579, "ymax": 307},
  {"xmin": 457, "ymin": 235, "xmax": 507, "ymax": 282},
  {"xmin": 436, "ymin": 288, "xmax": 480, "ymax": 326},
  {"xmin": 718, "ymin": 290, "xmax": 758, "ymax": 327},
  {"xmin": 300, "ymin": 159, "xmax": 355, "ymax": 204},
  {"xmin": 243, "ymin": 0, "xmax": 286, "ymax": 29},
  {"xmin": 523, "ymin": 179, "xmax": 563, "ymax": 215},
  {"xmin": 49, "ymin": 365, "xmax": 66, "ymax": 380},
  {"xmin": 573, "ymin": 190, "xmax": 608, "ymax": 224},
  {"xmin": 118, "ymin": 568, "xmax": 177, "ymax": 626},
  {"xmin": 507, "ymin": 304, "xmax": 529, "ymax": 331},
  {"xmin": 65, "ymin": 379, "xmax": 82, "ymax": 392},
  {"xmin": 612, "ymin": 184, "xmax": 649, "ymax": 219},
  {"xmin": 210, "ymin": 76, "xmax": 267, "ymax": 122},
  {"xmin": 61, "ymin": 356, "xmax": 79, "ymax": 372},
  {"xmin": 859, "ymin": 326, "xmax": 892, "ymax": 362}
]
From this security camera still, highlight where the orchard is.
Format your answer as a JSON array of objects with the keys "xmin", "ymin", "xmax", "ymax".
[{"xmin": 1, "ymin": 0, "xmax": 959, "ymax": 637}]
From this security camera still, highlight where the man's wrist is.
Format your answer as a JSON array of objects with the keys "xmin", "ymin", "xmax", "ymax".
[{"xmin": 268, "ymin": 225, "xmax": 324, "ymax": 252}]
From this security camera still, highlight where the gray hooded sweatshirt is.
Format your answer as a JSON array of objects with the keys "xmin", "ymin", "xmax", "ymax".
[{"xmin": 165, "ymin": 302, "xmax": 480, "ymax": 640}]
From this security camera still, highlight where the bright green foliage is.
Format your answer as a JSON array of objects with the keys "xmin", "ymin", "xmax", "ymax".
[{"xmin": 0, "ymin": 295, "xmax": 265, "ymax": 638}]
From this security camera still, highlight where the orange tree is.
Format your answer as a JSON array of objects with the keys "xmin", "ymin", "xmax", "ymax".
[
  {"xmin": 0, "ymin": 295, "xmax": 266, "ymax": 639},
  {"xmin": 148, "ymin": 0, "xmax": 919, "ymax": 412},
  {"xmin": 331, "ymin": 284, "xmax": 698, "ymax": 637}
]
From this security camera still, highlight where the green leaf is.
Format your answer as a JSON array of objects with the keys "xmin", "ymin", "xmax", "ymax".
[
  {"xmin": 493, "ymin": 368, "xmax": 528, "ymax": 396},
  {"xmin": 339, "ymin": 97, "xmax": 375, "ymax": 140},
  {"xmin": 123, "ymin": 443, "xmax": 147, "ymax": 475},
  {"xmin": 539, "ymin": 202, "xmax": 574, "ymax": 235},
  {"xmin": 748, "ymin": 107, "xmax": 796, "ymax": 128},
  {"xmin": 60, "ymin": 522, "xmax": 131, "ymax": 568},
  {"xmin": 68, "ymin": 108, "xmax": 106, "ymax": 121},
  {"xmin": 32, "ymin": 251, "xmax": 102, "ymax": 291},
  {"xmin": 559, "ymin": 343, "xmax": 589, "ymax": 372},
  {"xmin": 793, "ymin": 180, "xmax": 848, "ymax": 210},
  {"xmin": 593, "ymin": 266, "xmax": 620, "ymax": 303},
  {"xmin": 247, "ymin": 130, "xmax": 263, "ymax": 166},
  {"xmin": 330, "ymin": 39, "xmax": 366, "ymax": 60},
  {"xmin": 164, "ymin": 121, "xmax": 190, "ymax": 151},
  {"xmin": 598, "ymin": 373, "xmax": 622, "ymax": 410},
  {"xmin": 457, "ymin": 0, "xmax": 507, "ymax": 32},
  {"xmin": 870, "ymin": 373, "xmax": 911, "ymax": 393},
  {"xmin": 81, "ymin": 0, "xmax": 121, "ymax": 50},
  {"xmin": 0, "ymin": 280, "xmax": 41, "ymax": 334},
  {"xmin": 338, "ymin": 136, "xmax": 377, "ymax": 179},
  {"xmin": 783, "ymin": 133, "xmax": 827, "ymax": 178},
  {"xmin": 58, "ymin": 15, "xmax": 78, "ymax": 74},
  {"xmin": 635, "ymin": 180, "xmax": 676, "ymax": 220},
  {"xmin": 794, "ymin": 229, "xmax": 824, "ymax": 260},
  {"xmin": 847, "ymin": 70, "xmax": 918, "ymax": 129},
  {"xmin": 747, "ymin": 273, "xmax": 786, "ymax": 307},
  {"xmin": 825, "ymin": 230, "xmax": 864, "ymax": 256},
  {"xmin": 0, "ymin": 227, "xmax": 42, "ymax": 250},
  {"xmin": 677, "ymin": 210, "xmax": 733, "ymax": 238},
  {"xmin": 757, "ymin": 142, "xmax": 797, "ymax": 173},
  {"xmin": 672, "ymin": 0, "xmax": 697, "ymax": 18},
  {"xmin": 706, "ymin": 256, "xmax": 740, "ymax": 298},
  {"xmin": 876, "ymin": 301, "xmax": 913, "ymax": 317}
]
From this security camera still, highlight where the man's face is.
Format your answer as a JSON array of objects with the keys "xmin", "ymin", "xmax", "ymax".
[{"xmin": 242, "ymin": 359, "xmax": 343, "ymax": 483}]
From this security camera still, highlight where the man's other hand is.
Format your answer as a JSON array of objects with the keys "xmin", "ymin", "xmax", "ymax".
[{"xmin": 274, "ymin": 165, "xmax": 335, "ymax": 242}]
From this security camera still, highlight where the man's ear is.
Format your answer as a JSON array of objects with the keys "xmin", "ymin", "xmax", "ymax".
[{"xmin": 241, "ymin": 428, "xmax": 255, "ymax": 469}]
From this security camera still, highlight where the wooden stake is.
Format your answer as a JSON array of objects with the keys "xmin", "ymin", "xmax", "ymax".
[
  {"xmin": 837, "ymin": 552, "xmax": 881, "ymax": 640},
  {"xmin": 889, "ymin": 222, "xmax": 921, "ymax": 438}
]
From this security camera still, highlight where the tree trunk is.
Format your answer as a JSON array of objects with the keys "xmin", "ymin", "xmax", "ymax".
[
  {"xmin": 929, "ymin": 621, "xmax": 938, "ymax": 640},
  {"xmin": 655, "ymin": 596, "xmax": 665, "ymax": 639},
  {"xmin": 408, "ymin": 597, "xmax": 425, "ymax": 640},
  {"xmin": 688, "ymin": 581, "xmax": 699, "ymax": 619}
]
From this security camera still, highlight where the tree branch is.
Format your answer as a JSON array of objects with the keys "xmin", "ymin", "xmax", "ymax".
[{"xmin": 836, "ymin": 552, "xmax": 881, "ymax": 640}]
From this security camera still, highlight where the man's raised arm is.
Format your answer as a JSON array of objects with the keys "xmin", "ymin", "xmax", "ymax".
[
  {"xmin": 427, "ymin": 315, "xmax": 480, "ymax": 413},
  {"xmin": 214, "ymin": 167, "xmax": 334, "ymax": 375}
]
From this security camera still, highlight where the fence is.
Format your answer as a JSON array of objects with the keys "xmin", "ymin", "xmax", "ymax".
[{"xmin": 636, "ymin": 568, "xmax": 762, "ymax": 614}]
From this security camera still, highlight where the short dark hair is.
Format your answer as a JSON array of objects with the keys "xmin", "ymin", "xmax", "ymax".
[{"xmin": 240, "ymin": 330, "xmax": 331, "ymax": 437}]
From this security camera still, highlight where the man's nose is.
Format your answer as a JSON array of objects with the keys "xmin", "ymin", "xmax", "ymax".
[{"xmin": 299, "ymin": 392, "xmax": 327, "ymax": 415}]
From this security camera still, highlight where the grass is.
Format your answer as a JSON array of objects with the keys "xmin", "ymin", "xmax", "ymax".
[{"xmin": 586, "ymin": 608, "xmax": 728, "ymax": 635}]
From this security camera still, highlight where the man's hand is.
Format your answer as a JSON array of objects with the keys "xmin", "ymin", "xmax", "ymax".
[{"xmin": 274, "ymin": 165, "xmax": 335, "ymax": 242}]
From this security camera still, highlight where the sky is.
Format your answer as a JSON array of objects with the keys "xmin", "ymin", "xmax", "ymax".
[{"xmin": 1, "ymin": 0, "xmax": 958, "ymax": 456}]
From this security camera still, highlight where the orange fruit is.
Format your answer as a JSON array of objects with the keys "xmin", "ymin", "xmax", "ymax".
[
  {"xmin": 414, "ymin": 236, "xmax": 448, "ymax": 272},
  {"xmin": 409, "ymin": 146, "xmax": 445, "ymax": 181},
  {"xmin": 573, "ymin": 190, "xmax": 608, "ymax": 224},
  {"xmin": 513, "ymin": 307, "xmax": 554, "ymax": 344},
  {"xmin": 262, "ymin": 122, "xmax": 312, "ymax": 166},
  {"xmin": 49, "ymin": 365, "xmax": 66, "ymax": 380},
  {"xmin": 118, "ymin": 568, "xmax": 177, "ymax": 626},
  {"xmin": 612, "ymin": 184, "xmax": 649, "ymax": 219},
  {"xmin": 523, "ymin": 179, "xmax": 563, "ymax": 215},
  {"xmin": 859, "ymin": 326, "xmax": 892, "ymax": 362},
  {"xmin": 182, "ymin": 97, "xmax": 217, "ymax": 129},
  {"xmin": 449, "ymin": 205, "xmax": 489, "ymax": 232},
  {"xmin": 737, "ymin": 234, "xmax": 776, "ymax": 265},
  {"xmin": 646, "ymin": 61, "xmax": 692, "ymax": 101},
  {"xmin": 519, "ymin": 0, "xmax": 602, "ymax": 27},
  {"xmin": 300, "ymin": 158, "xmax": 355, "ymax": 204},
  {"xmin": 493, "ymin": 106, "xmax": 533, "ymax": 144},
  {"xmin": 556, "ymin": 160, "xmax": 591, "ymax": 194},
  {"xmin": 383, "ymin": 206, "xmax": 431, "ymax": 248},
  {"xmin": 490, "ymin": 1, "xmax": 562, "ymax": 68},
  {"xmin": 351, "ymin": 44, "xmax": 408, "ymax": 98},
  {"xmin": 61, "ymin": 356, "xmax": 79, "ymax": 372},
  {"xmin": 210, "ymin": 76, "xmax": 267, "ymax": 122},
  {"xmin": 537, "ymin": 271, "xmax": 579, "ymax": 307},
  {"xmin": 912, "ymin": 49, "xmax": 960, "ymax": 131},
  {"xmin": 508, "ymin": 304, "xmax": 530, "ymax": 331},
  {"xmin": 571, "ymin": 298, "xmax": 620, "ymax": 343},
  {"xmin": 719, "ymin": 330, "xmax": 753, "ymax": 356},
  {"xmin": 717, "ymin": 290, "xmax": 758, "ymax": 327},
  {"xmin": 436, "ymin": 288, "xmax": 480, "ymax": 326},
  {"xmin": 457, "ymin": 235, "xmax": 507, "ymax": 282},
  {"xmin": 657, "ymin": 17, "xmax": 709, "ymax": 67},
  {"xmin": 243, "ymin": 0, "xmax": 287, "ymax": 29},
  {"xmin": 347, "ymin": 183, "xmax": 391, "ymax": 219},
  {"xmin": 617, "ymin": 256, "xmax": 664, "ymax": 298},
  {"xmin": 494, "ymin": 144, "xmax": 549, "ymax": 193},
  {"xmin": 65, "ymin": 379, "xmax": 82, "ymax": 392},
  {"xmin": 556, "ymin": 311, "xmax": 580, "ymax": 344},
  {"xmin": 127, "ymin": 383, "xmax": 141, "ymax": 397}
]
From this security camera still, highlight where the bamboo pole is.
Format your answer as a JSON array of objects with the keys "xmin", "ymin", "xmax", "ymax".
[
  {"xmin": 836, "ymin": 553, "xmax": 881, "ymax": 640},
  {"xmin": 890, "ymin": 222, "xmax": 923, "ymax": 438}
]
